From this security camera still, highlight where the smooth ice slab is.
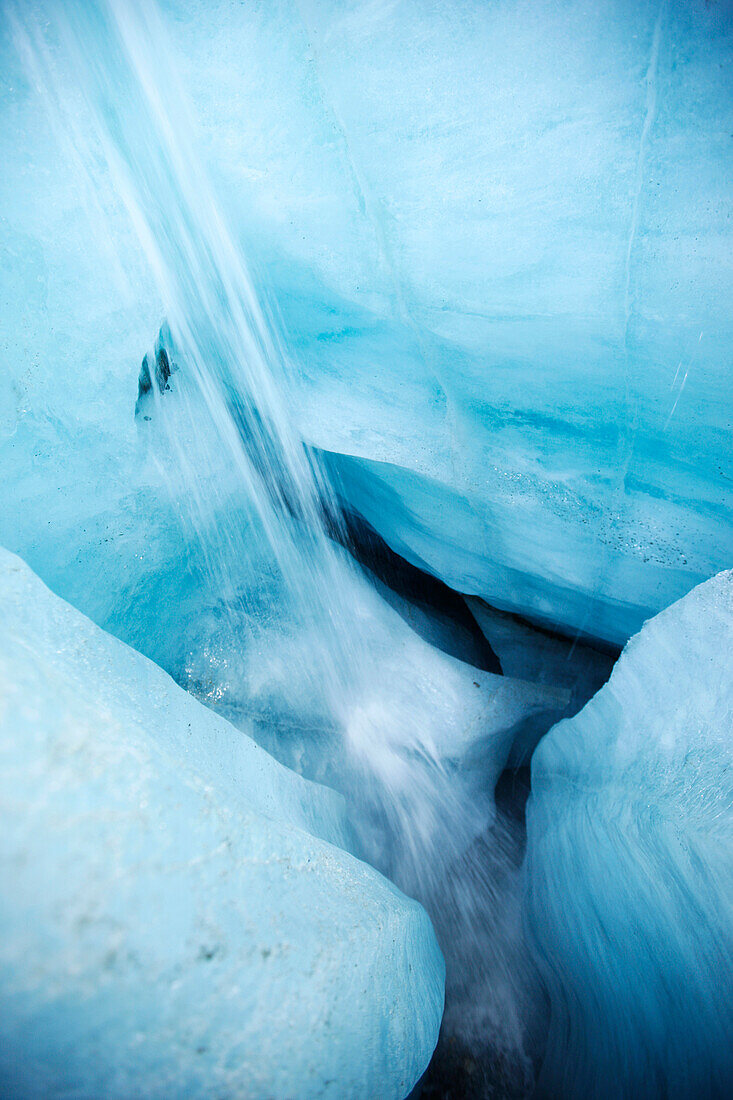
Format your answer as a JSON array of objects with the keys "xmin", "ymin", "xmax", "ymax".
[
  {"xmin": 0, "ymin": 548, "xmax": 444, "ymax": 1100},
  {"xmin": 525, "ymin": 570, "xmax": 733, "ymax": 1098}
]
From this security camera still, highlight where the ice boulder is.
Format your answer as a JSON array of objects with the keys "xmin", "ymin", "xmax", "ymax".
[
  {"xmin": 0, "ymin": 548, "xmax": 444, "ymax": 1099},
  {"xmin": 525, "ymin": 570, "xmax": 733, "ymax": 1098}
]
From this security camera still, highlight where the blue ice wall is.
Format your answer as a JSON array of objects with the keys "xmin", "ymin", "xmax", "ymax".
[
  {"xmin": 525, "ymin": 569, "xmax": 733, "ymax": 1098},
  {"xmin": 163, "ymin": 0, "xmax": 733, "ymax": 645},
  {"xmin": 2, "ymin": 0, "xmax": 732, "ymax": 648}
]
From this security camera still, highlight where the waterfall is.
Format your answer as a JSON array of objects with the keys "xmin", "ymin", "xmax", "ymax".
[{"xmin": 11, "ymin": 0, "xmax": 548, "ymax": 1085}]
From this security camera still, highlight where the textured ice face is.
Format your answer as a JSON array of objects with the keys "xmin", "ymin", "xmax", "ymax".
[
  {"xmin": 525, "ymin": 569, "xmax": 733, "ymax": 1098},
  {"xmin": 0, "ymin": 547, "xmax": 444, "ymax": 1099},
  {"xmin": 2, "ymin": 0, "xmax": 731, "ymax": 652},
  {"xmin": 1, "ymin": 2, "xmax": 731, "ymax": 1094},
  {"xmin": 159, "ymin": 0, "xmax": 733, "ymax": 646}
]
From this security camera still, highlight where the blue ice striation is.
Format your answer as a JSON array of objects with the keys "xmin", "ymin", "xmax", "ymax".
[
  {"xmin": 0, "ymin": 0, "xmax": 731, "ymax": 1097},
  {"xmin": 525, "ymin": 570, "xmax": 733, "ymax": 1098}
]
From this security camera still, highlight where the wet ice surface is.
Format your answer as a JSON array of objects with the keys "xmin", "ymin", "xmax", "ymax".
[
  {"xmin": 3, "ymin": 1, "xmax": 732, "ymax": 648},
  {"xmin": 0, "ymin": 547, "xmax": 444, "ymax": 1100},
  {"xmin": 1, "ymin": 0, "xmax": 732, "ymax": 1097},
  {"xmin": 525, "ymin": 570, "xmax": 733, "ymax": 1099}
]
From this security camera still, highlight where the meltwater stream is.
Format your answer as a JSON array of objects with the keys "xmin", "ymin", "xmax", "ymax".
[{"xmin": 12, "ymin": 1, "xmax": 562, "ymax": 1092}]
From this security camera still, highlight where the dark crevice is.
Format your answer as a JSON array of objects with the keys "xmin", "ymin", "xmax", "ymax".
[
  {"xmin": 331, "ymin": 507, "xmax": 503, "ymax": 674},
  {"xmin": 133, "ymin": 336, "xmax": 621, "ymax": 682}
]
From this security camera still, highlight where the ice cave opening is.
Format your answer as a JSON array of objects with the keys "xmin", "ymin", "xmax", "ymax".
[{"xmin": 1, "ymin": 1, "xmax": 731, "ymax": 1099}]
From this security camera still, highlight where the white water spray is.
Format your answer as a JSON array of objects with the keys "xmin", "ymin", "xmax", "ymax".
[{"xmin": 12, "ymin": 1, "xmax": 553, "ymax": 1088}]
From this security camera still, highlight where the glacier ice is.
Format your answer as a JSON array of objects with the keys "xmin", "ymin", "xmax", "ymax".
[
  {"xmin": 525, "ymin": 570, "xmax": 733, "ymax": 1098},
  {"xmin": 165, "ymin": 0, "xmax": 733, "ymax": 647},
  {"xmin": 0, "ymin": 0, "xmax": 731, "ymax": 1096},
  {"xmin": 465, "ymin": 596, "xmax": 617, "ymax": 761},
  {"xmin": 2, "ymin": 0, "xmax": 732, "ymax": 653},
  {"xmin": 0, "ymin": 5, "xmax": 570, "ymax": 1089},
  {"xmin": 0, "ymin": 546, "xmax": 444, "ymax": 1100}
]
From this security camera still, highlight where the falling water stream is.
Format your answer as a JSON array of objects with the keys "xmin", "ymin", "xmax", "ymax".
[{"xmin": 13, "ymin": 1, "xmax": 546, "ymax": 1092}]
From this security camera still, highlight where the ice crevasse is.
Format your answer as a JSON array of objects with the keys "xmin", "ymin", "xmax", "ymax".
[{"xmin": 0, "ymin": 0, "xmax": 731, "ymax": 1097}]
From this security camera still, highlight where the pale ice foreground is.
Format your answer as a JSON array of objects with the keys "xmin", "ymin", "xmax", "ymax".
[{"xmin": 0, "ymin": 547, "xmax": 444, "ymax": 1099}]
